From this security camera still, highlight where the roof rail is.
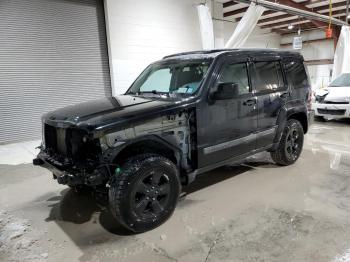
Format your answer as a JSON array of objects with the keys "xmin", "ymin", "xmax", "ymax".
[{"xmin": 163, "ymin": 49, "xmax": 234, "ymax": 59}]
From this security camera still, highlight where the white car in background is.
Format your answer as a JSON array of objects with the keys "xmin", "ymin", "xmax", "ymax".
[{"xmin": 312, "ymin": 73, "xmax": 350, "ymax": 120}]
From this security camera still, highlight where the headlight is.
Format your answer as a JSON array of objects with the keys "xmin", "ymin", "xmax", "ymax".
[
  {"xmin": 99, "ymin": 136, "xmax": 109, "ymax": 151},
  {"xmin": 315, "ymin": 94, "xmax": 327, "ymax": 103},
  {"xmin": 100, "ymin": 130, "xmax": 128, "ymax": 149}
]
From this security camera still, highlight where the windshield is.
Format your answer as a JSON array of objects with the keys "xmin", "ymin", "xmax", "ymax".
[
  {"xmin": 126, "ymin": 60, "xmax": 212, "ymax": 97},
  {"xmin": 329, "ymin": 73, "xmax": 350, "ymax": 87}
]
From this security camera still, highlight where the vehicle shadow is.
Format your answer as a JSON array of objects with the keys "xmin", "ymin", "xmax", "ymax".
[
  {"xmin": 45, "ymin": 188, "xmax": 133, "ymax": 236},
  {"xmin": 182, "ymin": 164, "xmax": 252, "ymax": 195},
  {"xmin": 314, "ymin": 117, "xmax": 350, "ymax": 125},
  {"xmin": 45, "ymin": 154, "xmax": 275, "ymax": 239}
]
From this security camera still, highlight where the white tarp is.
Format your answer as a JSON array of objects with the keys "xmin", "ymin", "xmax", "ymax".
[
  {"xmin": 332, "ymin": 26, "xmax": 350, "ymax": 80},
  {"xmin": 197, "ymin": 4, "xmax": 215, "ymax": 50},
  {"xmin": 225, "ymin": 3, "xmax": 265, "ymax": 48}
]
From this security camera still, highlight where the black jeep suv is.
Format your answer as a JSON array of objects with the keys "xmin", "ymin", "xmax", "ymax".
[{"xmin": 34, "ymin": 49, "xmax": 313, "ymax": 232}]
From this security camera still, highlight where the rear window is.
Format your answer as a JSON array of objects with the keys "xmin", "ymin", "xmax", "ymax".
[
  {"xmin": 283, "ymin": 59, "xmax": 308, "ymax": 88},
  {"xmin": 254, "ymin": 61, "xmax": 284, "ymax": 92}
]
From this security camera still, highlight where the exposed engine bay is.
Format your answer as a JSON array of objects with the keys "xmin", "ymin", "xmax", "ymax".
[{"xmin": 34, "ymin": 110, "xmax": 196, "ymax": 187}]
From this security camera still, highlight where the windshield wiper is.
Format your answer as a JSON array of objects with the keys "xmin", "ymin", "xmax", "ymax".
[
  {"xmin": 138, "ymin": 90, "xmax": 170, "ymax": 96},
  {"xmin": 142, "ymin": 90, "xmax": 158, "ymax": 94}
]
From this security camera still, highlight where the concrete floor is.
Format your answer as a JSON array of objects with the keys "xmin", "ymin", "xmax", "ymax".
[{"xmin": 1, "ymin": 120, "xmax": 350, "ymax": 262}]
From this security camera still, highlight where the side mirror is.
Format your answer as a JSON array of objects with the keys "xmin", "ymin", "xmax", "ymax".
[{"xmin": 212, "ymin": 82, "xmax": 239, "ymax": 100}]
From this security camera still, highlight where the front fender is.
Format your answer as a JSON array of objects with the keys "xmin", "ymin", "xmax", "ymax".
[{"xmin": 101, "ymin": 134, "xmax": 182, "ymax": 165}]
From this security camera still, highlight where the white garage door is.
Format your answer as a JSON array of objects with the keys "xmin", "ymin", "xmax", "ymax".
[{"xmin": 0, "ymin": 0, "xmax": 111, "ymax": 144}]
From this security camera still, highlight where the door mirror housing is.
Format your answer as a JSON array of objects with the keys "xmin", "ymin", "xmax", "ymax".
[{"xmin": 212, "ymin": 82, "xmax": 239, "ymax": 100}]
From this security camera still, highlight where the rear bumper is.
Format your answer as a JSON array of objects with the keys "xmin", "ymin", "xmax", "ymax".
[{"xmin": 312, "ymin": 102, "xmax": 350, "ymax": 119}]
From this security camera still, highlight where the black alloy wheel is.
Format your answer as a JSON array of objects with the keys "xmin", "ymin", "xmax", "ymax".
[
  {"xmin": 285, "ymin": 124, "xmax": 302, "ymax": 161},
  {"xmin": 271, "ymin": 119, "xmax": 304, "ymax": 166},
  {"xmin": 131, "ymin": 170, "xmax": 171, "ymax": 219},
  {"xmin": 109, "ymin": 154, "xmax": 180, "ymax": 233}
]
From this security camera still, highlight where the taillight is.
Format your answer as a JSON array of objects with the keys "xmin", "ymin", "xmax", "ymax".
[{"xmin": 307, "ymin": 90, "xmax": 312, "ymax": 110}]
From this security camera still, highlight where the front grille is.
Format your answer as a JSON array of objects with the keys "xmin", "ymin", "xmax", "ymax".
[
  {"xmin": 324, "ymin": 101, "xmax": 349, "ymax": 105},
  {"xmin": 44, "ymin": 124, "xmax": 58, "ymax": 151},
  {"xmin": 44, "ymin": 124, "xmax": 100, "ymax": 162},
  {"xmin": 317, "ymin": 109, "xmax": 346, "ymax": 115},
  {"xmin": 44, "ymin": 124, "xmax": 67, "ymax": 155}
]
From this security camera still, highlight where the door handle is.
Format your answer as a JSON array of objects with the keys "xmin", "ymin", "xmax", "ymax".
[{"xmin": 243, "ymin": 99, "xmax": 256, "ymax": 106}]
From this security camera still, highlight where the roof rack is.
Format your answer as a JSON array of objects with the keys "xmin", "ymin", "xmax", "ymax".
[
  {"xmin": 162, "ymin": 48, "xmax": 301, "ymax": 60},
  {"xmin": 163, "ymin": 49, "xmax": 235, "ymax": 59}
]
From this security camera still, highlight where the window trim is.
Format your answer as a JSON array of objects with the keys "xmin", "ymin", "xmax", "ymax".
[
  {"xmin": 211, "ymin": 60, "xmax": 253, "ymax": 98},
  {"xmin": 252, "ymin": 60, "xmax": 287, "ymax": 95},
  {"xmin": 282, "ymin": 58, "xmax": 309, "ymax": 89}
]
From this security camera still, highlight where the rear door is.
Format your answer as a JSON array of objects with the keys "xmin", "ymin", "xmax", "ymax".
[{"xmin": 251, "ymin": 58, "xmax": 288, "ymax": 148}]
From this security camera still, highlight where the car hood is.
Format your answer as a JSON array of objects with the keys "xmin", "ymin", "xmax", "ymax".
[
  {"xmin": 43, "ymin": 95, "xmax": 189, "ymax": 133},
  {"xmin": 314, "ymin": 86, "xmax": 350, "ymax": 102}
]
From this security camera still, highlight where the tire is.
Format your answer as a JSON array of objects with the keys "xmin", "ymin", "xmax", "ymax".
[
  {"xmin": 108, "ymin": 154, "xmax": 181, "ymax": 233},
  {"xmin": 271, "ymin": 119, "xmax": 304, "ymax": 166},
  {"xmin": 69, "ymin": 185, "xmax": 92, "ymax": 195}
]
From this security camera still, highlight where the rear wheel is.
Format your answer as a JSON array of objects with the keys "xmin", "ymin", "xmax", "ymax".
[
  {"xmin": 109, "ymin": 154, "xmax": 181, "ymax": 233},
  {"xmin": 271, "ymin": 119, "xmax": 304, "ymax": 166}
]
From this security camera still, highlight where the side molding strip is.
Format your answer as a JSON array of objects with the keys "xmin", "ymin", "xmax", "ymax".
[{"xmin": 203, "ymin": 127, "xmax": 276, "ymax": 154}]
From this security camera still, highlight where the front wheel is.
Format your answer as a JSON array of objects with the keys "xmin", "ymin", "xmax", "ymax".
[
  {"xmin": 69, "ymin": 185, "xmax": 92, "ymax": 195},
  {"xmin": 271, "ymin": 119, "xmax": 304, "ymax": 166},
  {"xmin": 108, "ymin": 154, "xmax": 181, "ymax": 233}
]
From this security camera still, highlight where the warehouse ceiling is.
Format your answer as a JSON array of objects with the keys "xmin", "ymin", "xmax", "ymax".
[{"xmin": 220, "ymin": 0, "xmax": 349, "ymax": 34}]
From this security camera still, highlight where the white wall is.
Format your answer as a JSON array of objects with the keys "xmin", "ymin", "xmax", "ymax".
[
  {"xmin": 104, "ymin": 0, "xmax": 339, "ymax": 94},
  {"xmin": 104, "ymin": 0, "xmax": 287, "ymax": 95},
  {"xmin": 211, "ymin": 1, "xmax": 225, "ymax": 48},
  {"xmin": 223, "ymin": 22, "xmax": 282, "ymax": 48},
  {"xmin": 280, "ymin": 30, "xmax": 334, "ymax": 89},
  {"xmin": 104, "ymin": 0, "xmax": 203, "ymax": 95}
]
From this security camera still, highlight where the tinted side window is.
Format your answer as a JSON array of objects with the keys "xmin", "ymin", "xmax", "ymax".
[
  {"xmin": 254, "ymin": 61, "xmax": 284, "ymax": 92},
  {"xmin": 217, "ymin": 62, "xmax": 250, "ymax": 95},
  {"xmin": 283, "ymin": 59, "xmax": 308, "ymax": 88}
]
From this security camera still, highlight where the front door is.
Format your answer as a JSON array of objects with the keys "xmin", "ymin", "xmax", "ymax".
[{"xmin": 197, "ymin": 58, "xmax": 258, "ymax": 168}]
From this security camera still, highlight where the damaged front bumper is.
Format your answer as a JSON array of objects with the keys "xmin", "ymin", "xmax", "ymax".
[
  {"xmin": 312, "ymin": 102, "xmax": 350, "ymax": 119},
  {"xmin": 33, "ymin": 149, "xmax": 109, "ymax": 187}
]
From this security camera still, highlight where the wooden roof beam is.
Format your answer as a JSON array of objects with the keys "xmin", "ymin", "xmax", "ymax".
[
  {"xmin": 272, "ymin": 0, "xmax": 329, "ymax": 28},
  {"xmin": 280, "ymin": 27, "xmax": 324, "ymax": 35},
  {"xmin": 260, "ymin": 10, "xmax": 346, "ymax": 28},
  {"xmin": 223, "ymin": 1, "xmax": 239, "ymax": 8},
  {"xmin": 259, "ymin": 8, "xmax": 346, "ymax": 25},
  {"xmin": 224, "ymin": 6, "xmax": 276, "ymax": 17},
  {"xmin": 280, "ymin": 38, "xmax": 333, "ymax": 47},
  {"xmin": 223, "ymin": 6, "xmax": 248, "ymax": 17},
  {"xmin": 302, "ymin": 0, "xmax": 346, "ymax": 7},
  {"xmin": 276, "ymin": 21, "xmax": 326, "ymax": 34},
  {"xmin": 313, "ymin": 1, "xmax": 347, "ymax": 11},
  {"xmin": 261, "ymin": 18, "xmax": 309, "ymax": 29}
]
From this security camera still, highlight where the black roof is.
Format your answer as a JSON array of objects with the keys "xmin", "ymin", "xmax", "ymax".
[{"xmin": 163, "ymin": 48, "xmax": 302, "ymax": 60}]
